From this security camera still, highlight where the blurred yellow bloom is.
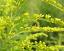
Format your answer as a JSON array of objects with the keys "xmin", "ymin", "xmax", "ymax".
[
  {"xmin": 34, "ymin": 14, "xmax": 40, "ymax": 18},
  {"xmin": 24, "ymin": 12, "xmax": 29, "ymax": 16},
  {"xmin": 33, "ymin": 14, "xmax": 44, "ymax": 20},
  {"xmin": 31, "ymin": 26, "xmax": 40, "ymax": 32}
]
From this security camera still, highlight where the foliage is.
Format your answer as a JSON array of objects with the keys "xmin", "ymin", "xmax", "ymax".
[{"xmin": 0, "ymin": 0, "xmax": 64, "ymax": 51}]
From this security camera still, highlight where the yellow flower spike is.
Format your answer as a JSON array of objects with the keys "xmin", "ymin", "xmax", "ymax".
[
  {"xmin": 45, "ymin": 14, "xmax": 51, "ymax": 19},
  {"xmin": 31, "ymin": 26, "xmax": 40, "ymax": 32},
  {"xmin": 40, "ymin": 14, "xmax": 44, "ymax": 17},
  {"xmin": 50, "ymin": 46, "xmax": 56, "ymax": 51},
  {"xmin": 38, "ymin": 41, "xmax": 45, "ymax": 49},
  {"xmin": 24, "ymin": 12, "xmax": 29, "ymax": 16},
  {"xmin": 55, "ymin": 18, "xmax": 61, "ymax": 21},
  {"xmin": 33, "ymin": 14, "xmax": 44, "ymax": 20}
]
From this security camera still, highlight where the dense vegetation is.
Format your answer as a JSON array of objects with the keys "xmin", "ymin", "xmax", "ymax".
[{"xmin": 0, "ymin": 0, "xmax": 64, "ymax": 51}]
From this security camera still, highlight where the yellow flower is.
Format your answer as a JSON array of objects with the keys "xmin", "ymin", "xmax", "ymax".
[
  {"xmin": 31, "ymin": 26, "xmax": 40, "ymax": 32},
  {"xmin": 45, "ymin": 14, "xmax": 51, "ymax": 19},
  {"xmin": 24, "ymin": 12, "xmax": 29, "ymax": 16},
  {"xmin": 33, "ymin": 14, "xmax": 44, "ymax": 20},
  {"xmin": 33, "ymin": 14, "xmax": 40, "ymax": 18}
]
